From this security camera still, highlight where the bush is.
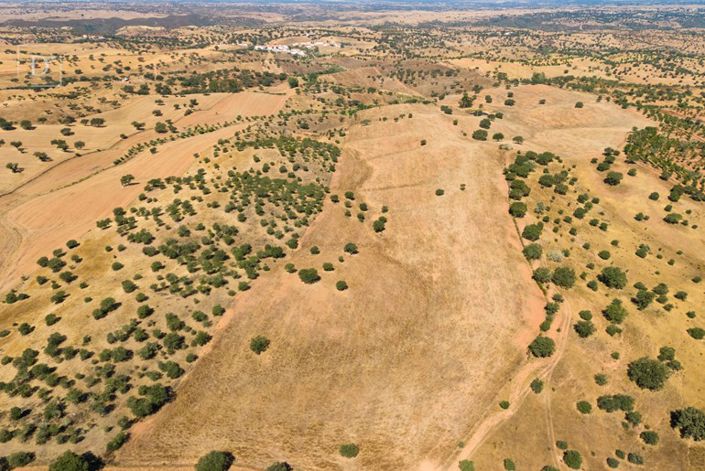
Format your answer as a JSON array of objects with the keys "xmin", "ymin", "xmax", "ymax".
[
  {"xmin": 339, "ymin": 443, "xmax": 359, "ymax": 458},
  {"xmin": 250, "ymin": 336, "xmax": 270, "ymax": 355},
  {"xmin": 8, "ymin": 452, "xmax": 34, "ymax": 468},
  {"xmin": 528, "ymin": 336, "xmax": 555, "ymax": 358},
  {"xmin": 573, "ymin": 321, "xmax": 595, "ymax": 338},
  {"xmin": 298, "ymin": 268, "xmax": 320, "ymax": 284},
  {"xmin": 532, "ymin": 267, "xmax": 551, "ymax": 283},
  {"xmin": 563, "ymin": 450, "xmax": 582, "ymax": 469},
  {"xmin": 688, "ymin": 327, "xmax": 705, "ymax": 340},
  {"xmin": 603, "ymin": 299, "xmax": 628, "ymax": 324},
  {"xmin": 509, "ymin": 202, "xmax": 527, "ymax": 218},
  {"xmin": 459, "ymin": 460, "xmax": 475, "ymax": 471},
  {"xmin": 627, "ymin": 357, "xmax": 670, "ymax": 391},
  {"xmin": 597, "ymin": 394, "xmax": 634, "ymax": 412},
  {"xmin": 49, "ymin": 451, "xmax": 89, "ymax": 471},
  {"xmin": 522, "ymin": 243, "xmax": 542, "ymax": 260},
  {"xmin": 604, "ymin": 172, "xmax": 623, "ymax": 186},
  {"xmin": 640, "ymin": 431, "xmax": 659, "ymax": 445},
  {"xmin": 671, "ymin": 407, "xmax": 705, "ymax": 441},
  {"xmin": 530, "ymin": 378, "xmax": 544, "ymax": 393},
  {"xmin": 266, "ymin": 463, "xmax": 293, "ymax": 471},
  {"xmin": 472, "ymin": 129, "xmax": 488, "ymax": 141},
  {"xmin": 599, "ymin": 266, "xmax": 627, "ymax": 289},
  {"xmin": 522, "ymin": 223, "xmax": 543, "ymax": 241},
  {"xmin": 195, "ymin": 451, "xmax": 234, "ymax": 471},
  {"xmin": 576, "ymin": 401, "xmax": 592, "ymax": 414},
  {"xmin": 336, "ymin": 280, "xmax": 348, "ymax": 291},
  {"xmin": 106, "ymin": 431, "xmax": 129, "ymax": 452},
  {"xmin": 552, "ymin": 267, "xmax": 576, "ymax": 288}
]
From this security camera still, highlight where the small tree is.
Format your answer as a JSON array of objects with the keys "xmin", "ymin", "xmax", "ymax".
[
  {"xmin": 266, "ymin": 463, "xmax": 293, "ymax": 471},
  {"xmin": 563, "ymin": 450, "xmax": 582, "ymax": 469},
  {"xmin": 604, "ymin": 172, "xmax": 623, "ymax": 186},
  {"xmin": 528, "ymin": 336, "xmax": 555, "ymax": 358},
  {"xmin": 195, "ymin": 451, "xmax": 234, "ymax": 471},
  {"xmin": 627, "ymin": 357, "xmax": 670, "ymax": 391},
  {"xmin": 671, "ymin": 407, "xmax": 705, "ymax": 441},
  {"xmin": 552, "ymin": 267, "xmax": 576, "ymax": 289},
  {"xmin": 599, "ymin": 266, "xmax": 627, "ymax": 289},
  {"xmin": 120, "ymin": 174, "xmax": 135, "ymax": 187},
  {"xmin": 250, "ymin": 336, "xmax": 270, "ymax": 355},
  {"xmin": 339, "ymin": 443, "xmax": 359, "ymax": 458},
  {"xmin": 472, "ymin": 129, "xmax": 488, "ymax": 141},
  {"xmin": 50, "ymin": 452, "xmax": 87, "ymax": 471},
  {"xmin": 298, "ymin": 268, "xmax": 320, "ymax": 284}
]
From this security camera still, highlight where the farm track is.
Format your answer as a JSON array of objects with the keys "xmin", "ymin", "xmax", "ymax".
[{"xmin": 440, "ymin": 296, "xmax": 572, "ymax": 471}]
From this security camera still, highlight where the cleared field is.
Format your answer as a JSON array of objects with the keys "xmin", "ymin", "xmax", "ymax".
[{"xmin": 116, "ymin": 102, "xmax": 543, "ymax": 470}]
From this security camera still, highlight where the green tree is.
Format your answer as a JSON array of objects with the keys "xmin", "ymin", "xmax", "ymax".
[
  {"xmin": 604, "ymin": 172, "xmax": 623, "ymax": 186},
  {"xmin": 472, "ymin": 129, "xmax": 488, "ymax": 141},
  {"xmin": 563, "ymin": 450, "xmax": 582, "ymax": 469},
  {"xmin": 339, "ymin": 443, "xmax": 359, "ymax": 458},
  {"xmin": 509, "ymin": 202, "xmax": 527, "ymax": 218},
  {"xmin": 671, "ymin": 407, "xmax": 705, "ymax": 440},
  {"xmin": 250, "ymin": 336, "xmax": 270, "ymax": 355},
  {"xmin": 298, "ymin": 268, "xmax": 320, "ymax": 284},
  {"xmin": 528, "ymin": 336, "xmax": 555, "ymax": 358},
  {"xmin": 522, "ymin": 243, "xmax": 542, "ymax": 260},
  {"xmin": 628, "ymin": 357, "xmax": 670, "ymax": 391},
  {"xmin": 552, "ymin": 267, "xmax": 576, "ymax": 288},
  {"xmin": 266, "ymin": 463, "xmax": 293, "ymax": 471},
  {"xmin": 195, "ymin": 451, "xmax": 234, "ymax": 471},
  {"xmin": 599, "ymin": 266, "xmax": 627, "ymax": 289},
  {"xmin": 49, "ymin": 451, "xmax": 89, "ymax": 471}
]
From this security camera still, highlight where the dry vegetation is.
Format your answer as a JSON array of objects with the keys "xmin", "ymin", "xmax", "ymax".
[{"xmin": 0, "ymin": 2, "xmax": 704, "ymax": 471}]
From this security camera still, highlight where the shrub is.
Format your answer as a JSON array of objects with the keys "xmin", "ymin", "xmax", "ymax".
[
  {"xmin": 298, "ymin": 268, "xmax": 320, "ymax": 284},
  {"xmin": 671, "ymin": 407, "xmax": 705, "ymax": 441},
  {"xmin": 339, "ymin": 443, "xmax": 359, "ymax": 458},
  {"xmin": 336, "ymin": 280, "xmax": 348, "ymax": 291},
  {"xmin": 563, "ymin": 450, "xmax": 581, "ymax": 469},
  {"xmin": 8, "ymin": 452, "xmax": 34, "ymax": 468},
  {"xmin": 472, "ymin": 129, "xmax": 488, "ymax": 141},
  {"xmin": 344, "ymin": 243, "xmax": 358, "ymax": 255},
  {"xmin": 640, "ymin": 431, "xmax": 659, "ymax": 445},
  {"xmin": 574, "ymin": 320, "xmax": 595, "ymax": 338},
  {"xmin": 530, "ymin": 378, "xmax": 544, "ymax": 393},
  {"xmin": 522, "ymin": 223, "xmax": 543, "ymax": 241},
  {"xmin": 599, "ymin": 266, "xmax": 627, "ymax": 289},
  {"xmin": 627, "ymin": 357, "xmax": 670, "ymax": 391},
  {"xmin": 195, "ymin": 451, "xmax": 234, "ymax": 471},
  {"xmin": 250, "ymin": 336, "xmax": 270, "ymax": 355},
  {"xmin": 603, "ymin": 299, "xmax": 628, "ymax": 324},
  {"xmin": 509, "ymin": 202, "xmax": 527, "ymax": 218},
  {"xmin": 528, "ymin": 336, "xmax": 555, "ymax": 358},
  {"xmin": 552, "ymin": 267, "xmax": 576, "ymax": 288},
  {"xmin": 687, "ymin": 328, "xmax": 705, "ymax": 340},
  {"xmin": 597, "ymin": 394, "xmax": 634, "ymax": 412},
  {"xmin": 266, "ymin": 463, "xmax": 293, "ymax": 471},
  {"xmin": 523, "ymin": 243, "xmax": 542, "ymax": 260},
  {"xmin": 532, "ymin": 267, "xmax": 551, "ymax": 283},
  {"xmin": 576, "ymin": 401, "xmax": 592, "ymax": 414},
  {"xmin": 604, "ymin": 172, "xmax": 623, "ymax": 186},
  {"xmin": 49, "ymin": 451, "xmax": 89, "ymax": 471},
  {"xmin": 106, "ymin": 431, "xmax": 129, "ymax": 452}
]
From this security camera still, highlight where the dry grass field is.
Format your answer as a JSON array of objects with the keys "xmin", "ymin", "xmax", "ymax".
[{"xmin": 1, "ymin": 3, "xmax": 705, "ymax": 471}]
